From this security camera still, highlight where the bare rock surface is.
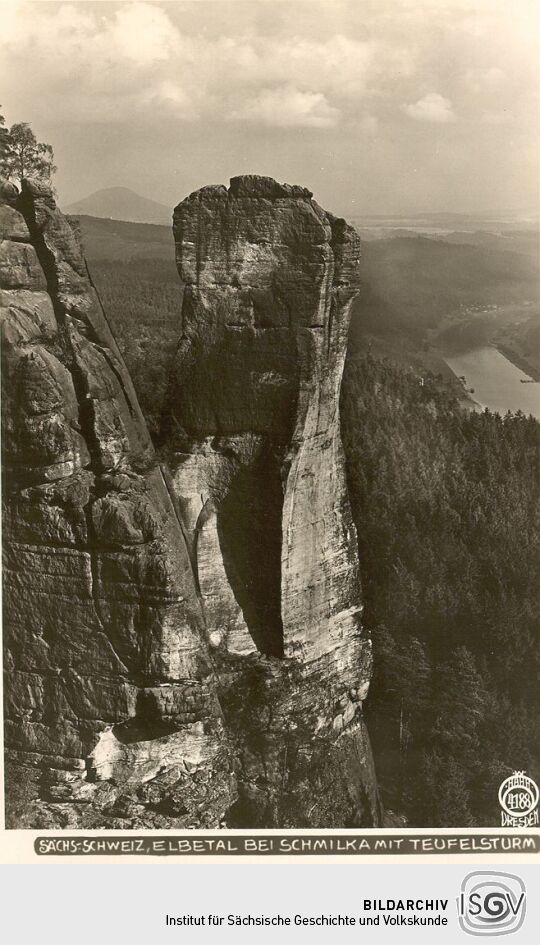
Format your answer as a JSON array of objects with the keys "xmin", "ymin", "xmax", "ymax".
[
  {"xmin": 2, "ymin": 174, "xmax": 380, "ymax": 828},
  {"xmin": 1, "ymin": 179, "xmax": 235, "ymax": 828},
  {"xmin": 163, "ymin": 176, "xmax": 379, "ymax": 825}
]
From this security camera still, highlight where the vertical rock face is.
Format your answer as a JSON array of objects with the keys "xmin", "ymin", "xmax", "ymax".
[
  {"xmin": 2, "ymin": 174, "xmax": 379, "ymax": 828},
  {"xmin": 163, "ymin": 176, "xmax": 378, "ymax": 826},
  {"xmin": 1, "ymin": 179, "xmax": 235, "ymax": 828}
]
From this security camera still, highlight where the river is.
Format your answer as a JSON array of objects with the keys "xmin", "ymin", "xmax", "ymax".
[{"xmin": 445, "ymin": 346, "xmax": 540, "ymax": 420}]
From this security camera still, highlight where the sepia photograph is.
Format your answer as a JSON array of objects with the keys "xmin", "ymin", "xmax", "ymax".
[{"xmin": 0, "ymin": 0, "xmax": 538, "ymax": 839}]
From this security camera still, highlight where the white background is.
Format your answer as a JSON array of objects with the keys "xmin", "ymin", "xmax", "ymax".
[{"xmin": 0, "ymin": 863, "xmax": 538, "ymax": 943}]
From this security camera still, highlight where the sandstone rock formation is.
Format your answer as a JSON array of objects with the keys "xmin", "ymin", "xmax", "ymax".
[
  {"xmin": 1, "ymin": 178, "xmax": 235, "ymax": 827},
  {"xmin": 162, "ymin": 176, "xmax": 378, "ymax": 825},
  {"xmin": 2, "ymin": 174, "xmax": 380, "ymax": 828}
]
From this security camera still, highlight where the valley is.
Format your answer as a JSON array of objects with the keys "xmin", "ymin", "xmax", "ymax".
[{"xmin": 73, "ymin": 211, "xmax": 540, "ymax": 423}]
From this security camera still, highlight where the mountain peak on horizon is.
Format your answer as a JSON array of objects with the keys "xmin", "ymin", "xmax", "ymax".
[{"xmin": 64, "ymin": 186, "xmax": 170, "ymax": 225}]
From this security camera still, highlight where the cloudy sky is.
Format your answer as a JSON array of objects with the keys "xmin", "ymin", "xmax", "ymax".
[{"xmin": 1, "ymin": 0, "xmax": 539, "ymax": 215}]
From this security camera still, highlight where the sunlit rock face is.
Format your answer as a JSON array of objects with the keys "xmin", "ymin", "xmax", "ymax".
[
  {"xmin": 163, "ymin": 176, "xmax": 379, "ymax": 826},
  {"xmin": 1, "ymin": 178, "xmax": 235, "ymax": 828}
]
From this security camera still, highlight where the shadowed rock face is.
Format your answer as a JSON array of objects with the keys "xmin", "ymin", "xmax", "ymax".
[
  {"xmin": 2, "ymin": 174, "xmax": 380, "ymax": 829},
  {"xmin": 1, "ymin": 179, "xmax": 235, "ymax": 828},
  {"xmin": 163, "ymin": 176, "xmax": 379, "ymax": 826}
]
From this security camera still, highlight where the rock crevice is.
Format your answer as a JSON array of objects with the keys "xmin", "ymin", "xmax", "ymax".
[{"xmin": 2, "ymin": 174, "xmax": 380, "ymax": 828}]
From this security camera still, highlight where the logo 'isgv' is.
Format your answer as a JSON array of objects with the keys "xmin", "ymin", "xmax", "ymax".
[{"xmin": 458, "ymin": 872, "xmax": 526, "ymax": 936}]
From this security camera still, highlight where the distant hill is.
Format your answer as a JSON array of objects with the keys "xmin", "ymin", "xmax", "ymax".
[
  {"xmin": 64, "ymin": 187, "xmax": 170, "ymax": 225},
  {"xmin": 70, "ymin": 214, "xmax": 174, "ymax": 260},
  {"xmin": 353, "ymin": 208, "xmax": 540, "ymax": 244}
]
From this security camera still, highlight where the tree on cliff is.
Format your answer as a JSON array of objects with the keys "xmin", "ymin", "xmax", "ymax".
[
  {"xmin": 0, "ymin": 120, "xmax": 56, "ymax": 188},
  {"xmin": 0, "ymin": 110, "xmax": 9, "ymax": 164}
]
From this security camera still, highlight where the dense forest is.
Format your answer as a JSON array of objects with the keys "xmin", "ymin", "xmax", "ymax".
[
  {"xmin": 341, "ymin": 354, "xmax": 539, "ymax": 826},
  {"xmin": 85, "ymin": 228, "xmax": 539, "ymax": 828},
  {"xmin": 88, "ymin": 257, "xmax": 181, "ymax": 435}
]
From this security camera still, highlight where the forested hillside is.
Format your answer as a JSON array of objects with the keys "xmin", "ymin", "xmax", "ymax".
[
  {"xmin": 351, "ymin": 236, "xmax": 539, "ymax": 377},
  {"xmin": 341, "ymin": 355, "xmax": 540, "ymax": 825},
  {"xmin": 88, "ymin": 257, "xmax": 181, "ymax": 435},
  {"xmin": 358, "ymin": 236, "xmax": 538, "ymax": 335}
]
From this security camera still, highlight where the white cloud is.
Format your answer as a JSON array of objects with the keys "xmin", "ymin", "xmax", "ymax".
[
  {"xmin": 0, "ymin": 0, "xmax": 537, "ymax": 138},
  {"xmin": 108, "ymin": 3, "xmax": 178, "ymax": 64},
  {"xmin": 1, "ymin": 2, "xmax": 169, "ymax": 62},
  {"xmin": 151, "ymin": 81, "xmax": 199, "ymax": 120},
  {"xmin": 0, "ymin": 2, "xmax": 407, "ymax": 129},
  {"xmin": 403, "ymin": 92, "xmax": 456, "ymax": 123},
  {"xmin": 232, "ymin": 87, "xmax": 340, "ymax": 128}
]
